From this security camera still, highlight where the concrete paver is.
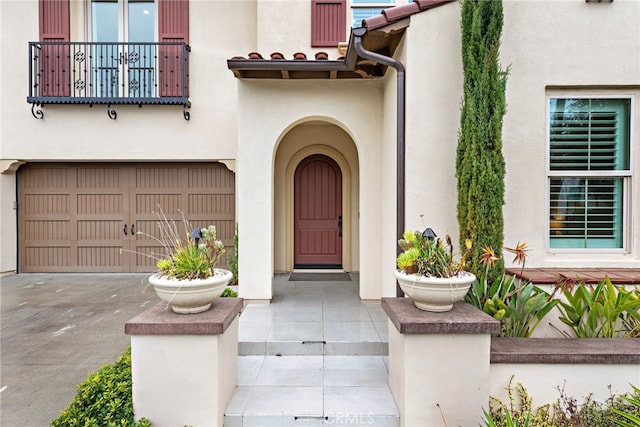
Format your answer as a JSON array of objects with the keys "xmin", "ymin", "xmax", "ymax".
[{"xmin": 1, "ymin": 273, "xmax": 156, "ymax": 427}]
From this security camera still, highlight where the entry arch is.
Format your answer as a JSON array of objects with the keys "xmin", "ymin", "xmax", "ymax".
[{"xmin": 284, "ymin": 145, "xmax": 353, "ymax": 272}]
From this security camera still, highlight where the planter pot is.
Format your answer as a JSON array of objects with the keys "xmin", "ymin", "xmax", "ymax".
[
  {"xmin": 148, "ymin": 268, "xmax": 233, "ymax": 314},
  {"xmin": 394, "ymin": 269, "xmax": 476, "ymax": 312}
]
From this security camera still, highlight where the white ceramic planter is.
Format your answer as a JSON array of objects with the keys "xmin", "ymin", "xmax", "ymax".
[
  {"xmin": 148, "ymin": 268, "xmax": 233, "ymax": 314},
  {"xmin": 394, "ymin": 269, "xmax": 476, "ymax": 312}
]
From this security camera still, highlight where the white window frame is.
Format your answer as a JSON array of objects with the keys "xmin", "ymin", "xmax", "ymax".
[{"xmin": 546, "ymin": 93, "xmax": 634, "ymax": 254}]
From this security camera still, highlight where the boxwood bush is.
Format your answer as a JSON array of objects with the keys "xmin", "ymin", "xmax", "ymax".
[{"xmin": 51, "ymin": 347, "xmax": 150, "ymax": 427}]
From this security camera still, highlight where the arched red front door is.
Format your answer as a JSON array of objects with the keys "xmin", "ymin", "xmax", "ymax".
[{"xmin": 294, "ymin": 154, "xmax": 342, "ymax": 268}]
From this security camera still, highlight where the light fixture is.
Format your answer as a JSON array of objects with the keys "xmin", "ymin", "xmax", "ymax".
[
  {"xmin": 190, "ymin": 228, "xmax": 202, "ymax": 244},
  {"xmin": 422, "ymin": 227, "xmax": 437, "ymax": 240},
  {"xmin": 585, "ymin": 0, "xmax": 613, "ymax": 3}
]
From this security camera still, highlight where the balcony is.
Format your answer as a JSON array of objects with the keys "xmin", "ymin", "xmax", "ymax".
[{"xmin": 27, "ymin": 42, "xmax": 191, "ymax": 120}]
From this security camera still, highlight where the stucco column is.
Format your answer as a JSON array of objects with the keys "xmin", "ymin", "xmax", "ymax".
[
  {"xmin": 125, "ymin": 298, "xmax": 243, "ymax": 427},
  {"xmin": 382, "ymin": 298, "xmax": 500, "ymax": 427},
  {"xmin": 236, "ymin": 89, "xmax": 275, "ymax": 301}
]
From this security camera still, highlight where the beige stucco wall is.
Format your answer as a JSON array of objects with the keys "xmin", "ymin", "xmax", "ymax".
[
  {"xmin": 501, "ymin": 0, "xmax": 640, "ymax": 267},
  {"xmin": 257, "ymin": 0, "xmax": 318, "ymax": 58},
  {"xmin": 376, "ymin": 2, "xmax": 463, "ymax": 297},
  {"xmin": 235, "ymin": 80, "xmax": 384, "ymax": 300},
  {"xmin": 0, "ymin": 0, "xmax": 251, "ymax": 161},
  {"xmin": 402, "ymin": 2, "xmax": 462, "ymax": 240}
]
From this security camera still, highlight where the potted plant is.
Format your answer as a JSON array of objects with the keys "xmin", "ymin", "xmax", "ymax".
[
  {"xmin": 145, "ymin": 210, "xmax": 233, "ymax": 314},
  {"xmin": 394, "ymin": 228, "xmax": 476, "ymax": 312}
]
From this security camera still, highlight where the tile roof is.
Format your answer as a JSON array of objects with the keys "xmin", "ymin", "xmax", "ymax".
[
  {"xmin": 363, "ymin": 0, "xmax": 454, "ymax": 30},
  {"xmin": 227, "ymin": 0, "xmax": 455, "ymax": 80}
]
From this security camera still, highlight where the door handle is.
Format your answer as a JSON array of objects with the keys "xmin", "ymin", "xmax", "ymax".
[
  {"xmin": 338, "ymin": 214, "xmax": 342, "ymax": 237},
  {"xmin": 131, "ymin": 224, "xmax": 135, "ymax": 235},
  {"xmin": 123, "ymin": 224, "xmax": 128, "ymax": 236}
]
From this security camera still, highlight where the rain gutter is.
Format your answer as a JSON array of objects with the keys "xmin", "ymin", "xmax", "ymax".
[
  {"xmin": 352, "ymin": 26, "xmax": 405, "ymax": 297},
  {"xmin": 226, "ymin": 43, "xmax": 361, "ymax": 74}
]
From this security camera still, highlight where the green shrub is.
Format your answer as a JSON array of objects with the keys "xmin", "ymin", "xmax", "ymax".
[
  {"xmin": 220, "ymin": 287, "xmax": 238, "ymax": 298},
  {"xmin": 486, "ymin": 377, "xmax": 554, "ymax": 426},
  {"xmin": 51, "ymin": 347, "xmax": 150, "ymax": 427},
  {"xmin": 457, "ymin": 0, "xmax": 509, "ymax": 278},
  {"xmin": 228, "ymin": 223, "xmax": 238, "ymax": 286},
  {"xmin": 554, "ymin": 277, "xmax": 640, "ymax": 338},
  {"xmin": 612, "ymin": 384, "xmax": 640, "ymax": 426},
  {"xmin": 467, "ymin": 271, "xmax": 557, "ymax": 337},
  {"xmin": 486, "ymin": 376, "xmax": 640, "ymax": 427}
]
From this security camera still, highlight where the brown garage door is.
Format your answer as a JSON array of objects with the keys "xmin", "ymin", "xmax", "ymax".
[{"xmin": 18, "ymin": 163, "xmax": 235, "ymax": 273}]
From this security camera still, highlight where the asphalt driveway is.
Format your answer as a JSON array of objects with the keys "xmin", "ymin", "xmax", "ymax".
[{"xmin": 1, "ymin": 273, "xmax": 157, "ymax": 426}]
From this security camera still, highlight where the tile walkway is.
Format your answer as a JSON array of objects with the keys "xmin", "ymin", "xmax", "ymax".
[{"xmin": 225, "ymin": 273, "xmax": 399, "ymax": 426}]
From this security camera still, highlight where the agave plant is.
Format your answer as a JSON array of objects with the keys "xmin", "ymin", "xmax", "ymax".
[{"xmin": 466, "ymin": 242, "xmax": 558, "ymax": 337}]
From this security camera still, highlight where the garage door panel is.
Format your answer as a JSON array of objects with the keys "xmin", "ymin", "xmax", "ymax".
[
  {"xmin": 21, "ymin": 167, "xmax": 70, "ymax": 188},
  {"xmin": 20, "ymin": 163, "xmax": 235, "ymax": 273},
  {"xmin": 77, "ymin": 247, "xmax": 123, "ymax": 267},
  {"xmin": 77, "ymin": 220, "xmax": 122, "ymax": 240},
  {"xmin": 22, "ymin": 194, "xmax": 70, "ymax": 215},
  {"xmin": 135, "ymin": 168, "xmax": 181, "ymax": 188},
  {"xmin": 130, "ymin": 164, "xmax": 236, "ymax": 271},
  {"xmin": 135, "ymin": 194, "xmax": 183, "ymax": 216},
  {"xmin": 23, "ymin": 247, "xmax": 70, "ymax": 271},
  {"xmin": 188, "ymin": 166, "xmax": 234, "ymax": 188},
  {"xmin": 77, "ymin": 194, "xmax": 123, "ymax": 214},
  {"xmin": 188, "ymin": 194, "xmax": 234, "ymax": 214},
  {"xmin": 77, "ymin": 167, "xmax": 122, "ymax": 188},
  {"xmin": 132, "ymin": 245, "xmax": 163, "ymax": 270},
  {"xmin": 23, "ymin": 220, "xmax": 69, "ymax": 240}
]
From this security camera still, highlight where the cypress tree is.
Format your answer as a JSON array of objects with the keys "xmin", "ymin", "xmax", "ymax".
[{"xmin": 457, "ymin": 0, "xmax": 508, "ymax": 276}]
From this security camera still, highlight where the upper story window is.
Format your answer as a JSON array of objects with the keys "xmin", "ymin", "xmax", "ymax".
[
  {"xmin": 548, "ymin": 97, "xmax": 632, "ymax": 250},
  {"xmin": 92, "ymin": 0, "xmax": 156, "ymax": 43},
  {"xmin": 29, "ymin": 0, "xmax": 190, "ymax": 119},
  {"xmin": 350, "ymin": 0, "xmax": 396, "ymax": 27},
  {"xmin": 91, "ymin": 0, "xmax": 157, "ymax": 97}
]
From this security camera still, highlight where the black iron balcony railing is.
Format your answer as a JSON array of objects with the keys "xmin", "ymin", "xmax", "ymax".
[{"xmin": 28, "ymin": 41, "xmax": 191, "ymax": 120}]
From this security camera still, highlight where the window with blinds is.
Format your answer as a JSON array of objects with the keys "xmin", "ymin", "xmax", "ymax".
[{"xmin": 548, "ymin": 98, "xmax": 631, "ymax": 249}]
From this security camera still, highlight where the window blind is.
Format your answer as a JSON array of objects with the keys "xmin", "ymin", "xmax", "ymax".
[{"xmin": 548, "ymin": 98, "xmax": 630, "ymax": 249}]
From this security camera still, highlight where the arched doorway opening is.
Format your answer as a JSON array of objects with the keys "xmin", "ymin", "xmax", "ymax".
[{"xmin": 293, "ymin": 154, "xmax": 343, "ymax": 269}]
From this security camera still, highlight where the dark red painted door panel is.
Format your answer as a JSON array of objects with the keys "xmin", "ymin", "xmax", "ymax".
[{"xmin": 294, "ymin": 155, "xmax": 342, "ymax": 267}]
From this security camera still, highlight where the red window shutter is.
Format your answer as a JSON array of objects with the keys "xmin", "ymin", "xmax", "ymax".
[
  {"xmin": 311, "ymin": 0, "xmax": 346, "ymax": 47},
  {"xmin": 39, "ymin": 0, "xmax": 70, "ymax": 97},
  {"xmin": 158, "ymin": 0, "xmax": 189, "ymax": 97}
]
